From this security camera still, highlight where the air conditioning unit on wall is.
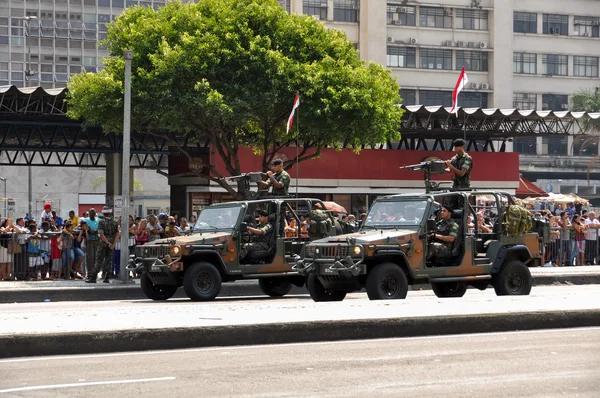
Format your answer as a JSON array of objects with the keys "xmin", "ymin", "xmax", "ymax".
[
  {"xmin": 470, "ymin": 82, "xmax": 478, "ymax": 89},
  {"xmin": 409, "ymin": 37, "xmax": 418, "ymax": 44},
  {"xmin": 387, "ymin": 36, "xmax": 394, "ymax": 42},
  {"xmin": 444, "ymin": 40, "xmax": 454, "ymax": 46},
  {"xmin": 480, "ymin": 83, "xmax": 490, "ymax": 90},
  {"xmin": 479, "ymin": 42, "xmax": 487, "ymax": 48}
]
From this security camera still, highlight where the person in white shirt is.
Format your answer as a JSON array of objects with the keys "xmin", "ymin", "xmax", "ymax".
[
  {"xmin": 39, "ymin": 203, "xmax": 53, "ymax": 228},
  {"xmin": 584, "ymin": 211, "xmax": 600, "ymax": 265}
]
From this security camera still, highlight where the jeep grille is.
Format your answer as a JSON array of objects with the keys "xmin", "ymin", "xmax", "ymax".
[
  {"xmin": 135, "ymin": 245, "xmax": 170, "ymax": 259},
  {"xmin": 307, "ymin": 245, "xmax": 352, "ymax": 258}
]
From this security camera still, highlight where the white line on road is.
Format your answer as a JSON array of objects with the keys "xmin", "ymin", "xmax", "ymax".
[
  {"xmin": 0, "ymin": 377, "xmax": 176, "ymax": 394},
  {"xmin": 1, "ymin": 326, "xmax": 599, "ymax": 364}
]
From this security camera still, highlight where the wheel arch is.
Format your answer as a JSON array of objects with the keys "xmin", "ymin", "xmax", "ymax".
[
  {"xmin": 366, "ymin": 251, "xmax": 414, "ymax": 284},
  {"xmin": 492, "ymin": 245, "xmax": 532, "ymax": 274},
  {"xmin": 185, "ymin": 250, "xmax": 228, "ymax": 276}
]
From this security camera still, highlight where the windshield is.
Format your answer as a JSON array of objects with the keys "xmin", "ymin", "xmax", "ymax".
[
  {"xmin": 363, "ymin": 200, "xmax": 428, "ymax": 228},
  {"xmin": 193, "ymin": 205, "xmax": 242, "ymax": 232}
]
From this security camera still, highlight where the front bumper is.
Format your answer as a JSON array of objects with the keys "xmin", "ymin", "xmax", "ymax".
[{"xmin": 293, "ymin": 245, "xmax": 365, "ymax": 276}]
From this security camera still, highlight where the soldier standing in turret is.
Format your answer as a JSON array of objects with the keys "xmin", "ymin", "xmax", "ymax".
[
  {"xmin": 445, "ymin": 138, "xmax": 473, "ymax": 189},
  {"xmin": 259, "ymin": 159, "xmax": 290, "ymax": 197}
]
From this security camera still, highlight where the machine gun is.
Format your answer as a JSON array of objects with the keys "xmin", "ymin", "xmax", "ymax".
[
  {"xmin": 222, "ymin": 172, "xmax": 269, "ymax": 200},
  {"xmin": 400, "ymin": 160, "xmax": 448, "ymax": 193}
]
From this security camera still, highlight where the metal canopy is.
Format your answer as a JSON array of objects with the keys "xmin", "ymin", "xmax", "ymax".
[{"xmin": 1, "ymin": 85, "xmax": 599, "ymax": 166}]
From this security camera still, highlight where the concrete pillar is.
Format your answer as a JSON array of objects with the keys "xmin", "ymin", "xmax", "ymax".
[
  {"xmin": 490, "ymin": 0, "xmax": 513, "ymax": 108},
  {"xmin": 359, "ymin": 0, "xmax": 386, "ymax": 65},
  {"xmin": 290, "ymin": 0, "xmax": 303, "ymax": 14},
  {"xmin": 327, "ymin": 0, "xmax": 334, "ymax": 21},
  {"xmin": 170, "ymin": 185, "xmax": 187, "ymax": 219}
]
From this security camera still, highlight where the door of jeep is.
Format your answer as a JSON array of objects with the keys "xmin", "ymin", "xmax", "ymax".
[
  {"xmin": 239, "ymin": 200, "xmax": 279, "ymax": 272},
  {"xmin": 280, "ymin": 199, "xmax": 313, "ymax": 263}
]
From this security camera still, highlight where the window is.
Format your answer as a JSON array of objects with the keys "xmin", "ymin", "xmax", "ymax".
[
  {"xmin": 542, "ymin": 14, "xmax": 568, "ymax": 36},
  {"xmin": 303, "ymin": 0, "xmax": 327, "ymax": 21},
  {"xmin": 386, "ymin": 4, "xmax": 415, "ymax": 26},
  {"xmin": 463, "ymin": 92, "xmax": 488, "ymax": 108},
  {"xmin": 542, "ymin": 54, "xmax": 567, "ymax": 76},
  {"xmin": 98, "ymin": 0, "xmax": 110, "ymax": 6},
  {"xmin": 112, "ymin": 0, "xmax": 125, "ymax": 7},
  {"xmin": 542, "ymin": 94, "xmax": 569, "ymax": 111},
  {"xmin": 513, "ymin": 137, "xmax": 537, "ymax": 155},
  {"xmin": 545, "ymin": 136, "xmax": 568, "ymax": 156},
  {"xmin": 514, "ymin": 12, "xmax": 537, "ymax": 33},
  {"xmin": 400, "ymin": 89, "xmax": 416, "ymax": 105},
  {"xmin": 456, "ymin": 9, "xmax": 488, "ymax": 31},
  {"xmin": 333, "ymin": 0, "xmax": 358, "ymax": 22},
  {"xmin": 420, "ymin": 90, "xmax": 452, "ymax": 107},
  {"xmin": 456, "ymin": 51, "xmax": 488, "ymax": 72},
  {"xmin": 573, "ymin": 56, "xmax": 599, "ymax": 77},
  {"xmin": 573, "ymin": 135, "xmax": 598, "ymax": 157},
  {"xmin": 513, "ymin": 53, "xmax": 537, "ymax": 74},
  {"xmin": 573, "ymin": 16, "xmax": 600, "ymax": 37},
  {"xmin": 513, "ymin": 93, "xmax": 537, "ymax": 110},
  {"xmin": 420, "ymin": 48, "xmax": 452, "ymax": 70},
  {"xmin": 386, "ymin": 46, "xmax": 416, "ymax": 68},
  {"xmin": 277, "ymin": 0, "xmax": 290, "ymax": 12},
  {"xmin": 419, "ymin": 7, "xmax": 452, "ymax": 29}
]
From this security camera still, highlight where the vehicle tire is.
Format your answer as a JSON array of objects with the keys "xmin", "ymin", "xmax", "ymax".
[
  {"xmin": 365, "ymin": 263, "xmax": 408, "ymax": 300},
  {"xmin": 183, "ymin": 262, "xmax": 222, "ymax": 301},
  {"xmin": 306, "ymin": 273, "xmax": 346, "ymax": 302},
  {"xmin": 493, "ymin": 260, "xmax": 532, "ymax": 296},
  {"xmin": 431, "ymin": 281, "xmax": 467, "ymax": 298},
  {"xmin": 140, "ymin": 273, "xmax": 178, "ymax": 301},
  {"xmin": 259, "ymin": 278, "xmax": 293, "ymax": 297}
]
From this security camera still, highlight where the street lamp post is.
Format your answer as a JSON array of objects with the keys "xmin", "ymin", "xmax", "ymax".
[
  {"xmin": 22, "ymin": 16, "xmax": 37, "ymax": 220},
  {"xmin": 0, "ymin": 177, "xmax": 6, "ymax": 219},
  {"xmin": 119, "ymin": 50, "xmax": 133, "ymax": 283}
]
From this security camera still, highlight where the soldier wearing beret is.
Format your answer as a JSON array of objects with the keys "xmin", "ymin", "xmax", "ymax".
[
  {"xmin": 259, "ymin": 159, "xmax": 290, "ymax": 197},
  {"xmin": 445, "ymin": 138, "xmax": 473, "ymax": 189}
]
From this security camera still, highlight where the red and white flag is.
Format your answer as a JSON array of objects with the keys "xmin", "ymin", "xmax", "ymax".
[
  {"xmin": 450, "ymin": 67, "xmax": 469, "ymax": 114},
  {"xmin": 286, "ymin": 93, "xmax": 300, "ymax": 133}
]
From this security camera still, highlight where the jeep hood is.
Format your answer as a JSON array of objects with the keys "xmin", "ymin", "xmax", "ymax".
[
  {"xmin": 318, "ymin": 229, "xmax": 418, "ymax": 244},
  {"xmin": 149, "ymin": 232, "xmax": 231, "ymax": 246}
]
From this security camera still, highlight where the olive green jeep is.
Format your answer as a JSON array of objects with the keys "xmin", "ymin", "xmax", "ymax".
[
  {"xmin": 128, "ymin": 198, "xmax": 337, "ymax": 301},
  {"xmin": 294, "ymin": 190, "xmax": 549, "ymax": 301}
]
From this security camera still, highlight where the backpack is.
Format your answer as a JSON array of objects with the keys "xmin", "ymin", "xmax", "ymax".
[
  {"xmin": 310, "ymin": 210, "xmax": 332, "ymax": 237},
  {"xmin": 504, "ymin": 205, "xmax": 532, "ymax": 235}
]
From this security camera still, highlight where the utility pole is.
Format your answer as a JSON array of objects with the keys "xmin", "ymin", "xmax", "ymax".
[
  {"xmin": 0, "ymin": 177, "xmax": 6, "ymax": 219},
  {"xmin": 119, "ymin": 50, "xmax": 133, "ymax": 283},
  {"xmin": 22, "ymin": 16, "xmax": 37, "ymax": 220}
]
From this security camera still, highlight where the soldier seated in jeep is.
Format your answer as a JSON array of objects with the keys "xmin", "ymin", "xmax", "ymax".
[
  {"xmin": 240, "ymin": 210, "xmax": 274, "ymax": 263},
  {"xmin": 427, "ymin": 204, "xmax": 458, "ymax": 262}
]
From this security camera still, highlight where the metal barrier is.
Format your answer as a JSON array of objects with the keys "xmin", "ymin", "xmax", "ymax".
[{"xmin": 544, "ymin": 226, "xmax": 599, "ymax": 266}]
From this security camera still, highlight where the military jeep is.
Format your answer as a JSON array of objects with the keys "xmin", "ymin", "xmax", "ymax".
[
  {"xmin": 294, "ymin": 190, "xmax": 548, "ymax": 301},
  {"xmin": 128, "ymin": 198, "xmax": 337, "ymax": 301}
]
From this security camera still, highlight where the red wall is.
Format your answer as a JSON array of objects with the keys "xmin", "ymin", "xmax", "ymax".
[{"xmin": 213, "ymin": 147, "xmax": 519, "ymax": 182}]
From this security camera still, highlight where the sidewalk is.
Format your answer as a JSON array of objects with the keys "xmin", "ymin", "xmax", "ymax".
[
  {"xmin": 0, "ymin": 285, "xmax": 599, "ymax": 358},
  {"xmin": 0, "ymin": 266, "xmax": 599, "ymax": 304}
]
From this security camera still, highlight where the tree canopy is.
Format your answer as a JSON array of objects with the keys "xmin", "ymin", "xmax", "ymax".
[
  {"xmin": 66, "ymin": 0, "xmax": 403, "ymax": 197},
  {"xmin": 571, "ymin": 88, "xmax": 600, "ymax": 132}
]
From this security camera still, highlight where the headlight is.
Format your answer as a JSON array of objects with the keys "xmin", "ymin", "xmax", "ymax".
[
  {"xmin": 171, "ymin": 245, "xmax": 181, "ymax": 256},
  {"xmin": 315, "ymin": 248, "xmax": 320, "ymax": 254},
  {"xmin": 352, "ymin": 246, "xmax": 362, "ymax": 255}
]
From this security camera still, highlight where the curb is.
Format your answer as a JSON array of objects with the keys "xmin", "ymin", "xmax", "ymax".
[
  {"xmin": 1, "ymin": 309, "xmax": 599, "ymax": 358},
  {"xmin": 0, "ymin": 274, "xmax": 599, "ymax": 303}
]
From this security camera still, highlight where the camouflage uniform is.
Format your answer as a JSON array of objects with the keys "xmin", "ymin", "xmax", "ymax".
[
  {"xmin": 268, "ymin": 170, "xmax": 291, "ymax": 197},
  {"xmin": 94, "ymin": 217, "xmax": 119, "ymax": 280},
  {"xmin": 427, "ymin": 218, "xmax": 459, "ymax": 260},
  {"xmin": 450, "ymin": 152, "xmax": 473, "ymax": 189},
  {"xmin": 240, "ymin": 222, "xmax": 273, "ymax": 261}
]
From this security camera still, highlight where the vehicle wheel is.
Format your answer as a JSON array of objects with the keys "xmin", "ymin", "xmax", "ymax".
[
  {"xmin": 306, "ymin": 274, "xmax": 346, "ymax": 302},
  {"xmin": 431, "ymin": 281, "xmax": 467, "ymax": 298},
  {"xmin": 259, "ymin": 278, "xmax": 293, "ymax": 297},
  {"xmin": 183, "ymin": 262, "xmax": 222, "ymax": 301},
  {"xmin": 365, "ymin": 263, "xmax": 408, "ymax": 300},
  {"xmin": 140, "ymin": 273, "xmax": 178, "ymax": 301},
  {"xmin": 493, "ymin": 260, "xmax": 532, "ymax": 296}
]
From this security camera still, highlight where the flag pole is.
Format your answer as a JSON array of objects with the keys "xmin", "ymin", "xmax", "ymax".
[
  {"xmin": 462, "ymin": 77, "xmax": 467, "ymax": 142},
  {"xmin": 295, "ymin": 103, "xmax": 299, "ymax": 198}
]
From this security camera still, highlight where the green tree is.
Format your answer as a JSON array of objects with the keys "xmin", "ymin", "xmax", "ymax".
[
  {"xmin": 570, "ymin": 88, "xmax": 600, "ymax": 179},
  {"xmin": 66, "ymin": 0, "xmax": 403, "ymax": 198}
]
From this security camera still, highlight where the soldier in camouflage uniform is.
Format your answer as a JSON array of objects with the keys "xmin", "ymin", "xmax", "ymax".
[
  {"xmin": 260, "ymin": 159, "xmax": 291, "ymax": 197},
  {"xmin": 240, "ymin": 210, "xmax": 274, "ymax": 263},
  {"xmin": 427, "ymin": 204, "xmax": 459, "ymax": 261},
  {"xmin": 445, "ymin": 138, "xmax": 473, "ymax": 189},
  {"xmin": 93, "ymin": 206, "xmax": 120, "ymax": 283}
]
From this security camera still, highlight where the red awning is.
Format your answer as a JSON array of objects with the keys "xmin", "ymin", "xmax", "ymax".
[{"xmin": 516, "ymin": 177, "xmax": 548, "ymax": 198}]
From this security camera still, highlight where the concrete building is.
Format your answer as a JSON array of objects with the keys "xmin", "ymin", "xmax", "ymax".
[{"xmin": 1, "ymin": 0, "xmax": 600, "ymax": 213}]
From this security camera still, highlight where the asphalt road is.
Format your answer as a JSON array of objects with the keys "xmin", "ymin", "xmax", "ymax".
[{"xmin": 1, "ymin": 328, "xmax": 599, "ymax": 397}]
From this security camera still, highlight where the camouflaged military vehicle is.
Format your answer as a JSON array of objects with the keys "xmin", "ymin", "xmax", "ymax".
[
  {"xmin": 294, "ymin": 190, "xmax": 549, "ymax": 301},
  {"xmin": 128, "ymin": 198, "xmax": 337, "ymax": 301}
]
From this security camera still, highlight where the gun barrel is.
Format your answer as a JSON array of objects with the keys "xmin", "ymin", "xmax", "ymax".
[{"xmin": 399, "ymin": 161, "xmax": 429, "ymax": 169}]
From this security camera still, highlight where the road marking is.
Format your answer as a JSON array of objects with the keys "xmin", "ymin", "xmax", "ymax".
[
  {"xmin": 0, "ymin": 326, "xmax": 598, "ymax": 364},
  {"xmin": 0, "ymin": 377, "xmax": 175, "ymax": 393}
]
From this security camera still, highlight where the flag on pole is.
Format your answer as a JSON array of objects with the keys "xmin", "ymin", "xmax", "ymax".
[
  {"xmin": 450, "ymin": 67, "xmax": 469, "ymax": 114},
  {"xmin": 286, "ymin": 93, "xmax": 300, "ymax": 133}
]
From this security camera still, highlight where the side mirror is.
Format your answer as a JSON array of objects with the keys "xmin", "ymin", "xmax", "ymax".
[
  {"xmin": 426, "ymin": 219, "xmax": 436, "ymax": 232},
  {"xmin": 239, "ymin": 222, "xmax": 248, "ymax": 233}
]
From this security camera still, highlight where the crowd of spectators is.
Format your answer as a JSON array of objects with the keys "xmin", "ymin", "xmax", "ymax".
[{"xmin": 0, "ymin": 203, "xmax": 197, "ymax": 282}]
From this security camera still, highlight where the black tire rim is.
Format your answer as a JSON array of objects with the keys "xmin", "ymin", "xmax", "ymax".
[
  {"xmin": 196, "ymin": 272, "xmax": 214, "ymax": 293},
  {"xmin": 507, "ymin": 271, "xmax": 525, "ymax": 293},
  {"xmin": 381, "ymin": 273, "xmax": 400, "ymax": 297}
]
